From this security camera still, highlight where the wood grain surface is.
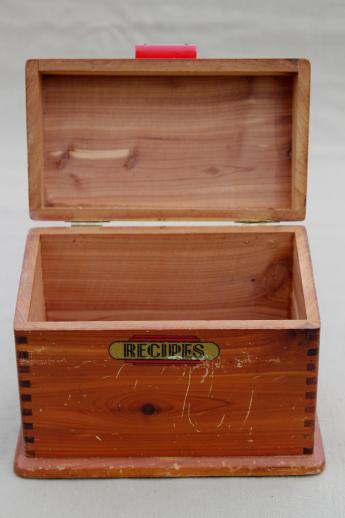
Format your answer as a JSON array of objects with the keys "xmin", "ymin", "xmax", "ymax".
[
  {"xmin": 38, "ymin": 230, "xmax": 294, "ymax": 321},
  {"xmin": 14, "ymin": 226, "xmax": 320, "ymax": 461},
  {"xmin": 15, "ymin": 326, "xmax": 319, "ymax": 458},
  {"xmin": 14, "ymin": 417, "xmax": 325, "ymax": 478},
  {"xmin": 26, "ymin": 59, "xmax": 310, "ymax": 221}
]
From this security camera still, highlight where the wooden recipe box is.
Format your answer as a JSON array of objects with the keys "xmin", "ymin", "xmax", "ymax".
[{"xmin": 13, "ymin": 50, "xmax": 324, "ymax": 478}]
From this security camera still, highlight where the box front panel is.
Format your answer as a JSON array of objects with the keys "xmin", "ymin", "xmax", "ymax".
[{"xmin": 15, "ymin": 328, "xmax": 319, "ymax": 458}]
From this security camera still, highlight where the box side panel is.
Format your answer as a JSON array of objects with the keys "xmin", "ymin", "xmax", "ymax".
[
  {"xmin": 291, "ymin": 59, "xmax": 310, "ymax": 220},
  {"xmin": 14, "ymin": 327, "xmax": 319, "ymax": 458}
]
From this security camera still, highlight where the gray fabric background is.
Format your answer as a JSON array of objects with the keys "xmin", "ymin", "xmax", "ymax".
[{"xmin": 0, "ymin": 0, "xmax": 344, "ymax": 516}]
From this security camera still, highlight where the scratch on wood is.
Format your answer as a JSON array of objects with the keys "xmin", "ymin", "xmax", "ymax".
[
  {"xmin": 234, "ymin": 352, "xmax": 256, "ymax": 369},
  {"xmin": 200, "ymin": 361, "xmax": 209, "ymax": 383},
  {"xmin": 115, "ymin": 363, "xmax": 126, "ymax": 379},
  {"xmin": 207, "ymin": 362, "xmax": 214, "ymax": 396},
  {"xmin": 267, "ymin": 357, "xmax": 281, "ymax": 364},
  {"xmin": 243, "ymin": 389, "xmax": 254, "ymax": 425},
  {"xmin": 181, "ymin": 366, "xmax": 192, "ymax": 417},
  {"xmin": 187, "ymin": 402, "xmax": 201, "ymax": 432},
  {"xmin": 217, "ymin": 414, "xmax": 226, "ymax": 428},
  {"xmin": 74, "ymin": 360, "xmax": 93, "ymax": 369},
  {"xmin": 273, "ymin": 375, "xmax": 285, "ymax": 382}
]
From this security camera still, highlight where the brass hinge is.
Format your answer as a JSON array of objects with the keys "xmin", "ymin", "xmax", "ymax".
[
  {"xmin": 69, "ymin": 221, "xmax": 108, "ymax": 227},
  {"xmin": 237, "ymin": 220, "xmax": 279, "ymax": 225}
]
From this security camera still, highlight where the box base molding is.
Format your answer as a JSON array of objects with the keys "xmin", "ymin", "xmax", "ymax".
[{"xmin": 14, "ymin": 418, "xmax": 325, "ymax": 478}]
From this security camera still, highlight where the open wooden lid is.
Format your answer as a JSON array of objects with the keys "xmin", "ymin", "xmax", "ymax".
[{"xmin": 26, "ymin": 57, "xmax": 310, "ymax": 221}]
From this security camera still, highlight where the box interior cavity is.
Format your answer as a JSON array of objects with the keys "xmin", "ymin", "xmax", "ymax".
[{"xmin": 28, "ymin": 230, "xmax": 306, "ymax": 322}]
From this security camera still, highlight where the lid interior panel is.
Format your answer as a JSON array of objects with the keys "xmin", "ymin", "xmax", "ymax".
[{"xmin": 26, "ymin": 59, "xmax": 310, "ymax": 221}]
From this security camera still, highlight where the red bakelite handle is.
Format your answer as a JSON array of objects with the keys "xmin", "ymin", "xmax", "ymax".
[{"xmin": 135, "ymin": 44, "xmax": 197, "ymax": 59}]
